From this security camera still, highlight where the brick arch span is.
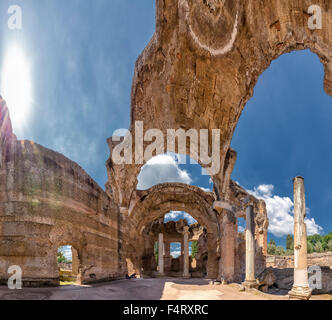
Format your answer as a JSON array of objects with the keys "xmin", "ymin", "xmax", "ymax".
[
  {"xmin": 107, "ymin": 0, "xmax": 332, "ymax": 210},
  {"xmin": 127, "ymin": 183, "xmax": 218, "ymax": 238},
  {"xmin": 121, "ymin": 182, "xmax": 220, "ymax": 278}
]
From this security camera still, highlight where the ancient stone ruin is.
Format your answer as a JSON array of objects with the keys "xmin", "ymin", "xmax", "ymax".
[{"xmin": 1, "ymin": 0, "xmax": 332, "ymax": 289}]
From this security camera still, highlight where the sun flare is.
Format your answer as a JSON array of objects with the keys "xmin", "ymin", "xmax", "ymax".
[{"xmin": 1, "ymin": 45, "xmax": 32, "ymax": 129}]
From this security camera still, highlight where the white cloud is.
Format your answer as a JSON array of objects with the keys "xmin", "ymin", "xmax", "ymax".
[
  {"xmin": 200, "ymin": 187, "xmax": 211, "ymax": 192},
  {"xmin": 170, "ymin": 244, "xmax": 192, "ymax": 258},
  {"xmin": 247, "ymin": 184, "xmax": 323, "ymax": 237},
  {"xmin": 171, "ymin": 250, "xmax": 181, "ymax": 258},
  {"xmin": 238, "ymin": 226, "xmax": 245, "ymax": 233},
  {"xmin": 137, "ymin": 154, "xmax": 192, "ymax": 190},
  {"xmin": 164, "ymin": 211, "xmax": 197, "ymax": 225}
]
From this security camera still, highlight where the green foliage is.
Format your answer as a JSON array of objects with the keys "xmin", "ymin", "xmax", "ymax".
[
  {"xmin": 307, "ymin": 231, "xmax": 332, "ymax": 253},
  {"xmin": 267, "ymin": 240, "xmax": 277, "ymax": 255},
  {"xmin": 269, "ymin": 239, "xmax": 276, "ymax": 246},
  {"xmin": 268, "ymin": 231, "xmax": 332, "ymax": 256},
  {"xmin": 314, "ymin": 241, "xmax": 323, "ymax": 253},
  {"xmin": 327, "ymin": 240, "xmax": 332, "ymax": 252},
  {"xmin": 307, "ymin": 241, "xmax": 314, "ymax": 254},
  {"xmin": 191, "ymin": 241, "xmax": 198, "ymax": 259},
  {"xmin": 286, "ymin": 234, "xmax": 294, "ymax": 250},
  {"xmin": 154, "ymin": 242, "xmax": 158, "ymax": 264},
  {"xmin": 275, "ymin": 246, "xmax": 285, "ymax": 256},
  {"xmin": 285, "ymin": 249, "xmax": 294, "ymax": 256},
  {"xmin": 57, "ymin": 251, "xmax": 68, "ymax": 264}
]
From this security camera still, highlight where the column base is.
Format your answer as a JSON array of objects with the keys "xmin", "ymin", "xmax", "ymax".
[
  {"xmin": 182, "ymin": 273, "xmax": 191, "ymax": 279},
  {"xmin": 242, "ymin": 280, "xmax": 259, "ymax": 289},
  {"xmin": 288, "ymin": 286, "xmax": 312, "ymax": 300}
]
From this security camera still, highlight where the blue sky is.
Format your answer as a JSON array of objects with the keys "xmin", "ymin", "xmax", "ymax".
[{"xmin": 0, "ymin": 1, "xmax": 331, "ymax": 248}]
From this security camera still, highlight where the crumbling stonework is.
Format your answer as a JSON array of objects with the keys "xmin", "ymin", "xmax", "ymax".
[
  {"xmin": 267, "ymin": 252, "xmax": 332, "ymax": 269},
  {"xmin": 0, "ymin": 98, "xmax": 121, "ymax": 286},
  {"xmin": 107, "ymin": 0, "xmax": 332, "ymax": 211},
  {"xmin": 259, "ymin": 267, "xmax": 332, "ymax": 294},
  {"xmin": 15, "ymin": 0, "xmax": 332, "ymax": 286}
]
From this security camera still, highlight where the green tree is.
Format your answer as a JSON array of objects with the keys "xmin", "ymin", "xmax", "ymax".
[
  {"xmin": 327, "ymin": 240, "xmax": 332, "ymax": 252},
  {"xmin": 275, "ymin": 246, "xmax": 285, "ymax": 256},
  {"xmin": 286, "ymin": 234, "xmax": 294, "ymax": 250},
  {"xmin": 285, "ymin": 249, "xmax": 294, "ymax": 256},
  {"xmin": 191, "ymin": 241, "xmax": 198, "ymax": 259},
  {"xmin": 267, "ymin": 240, "xmax": 277, "ymax": 255},
  {"xmin": 154, "ymin": 242, "xmax": 158, "ymax": 264},
  {"xmin": 307, "ymin": 241, "xmax": 314, "ymax": 254},
  {"xmin": 269, "ymin": 239, "xmax": 276, "ymax": 246},
  {"xmin": 314, "ymin": 241, "xmax": 323, "ymax": 253},
  {"xmin": 57, "ymin": 251, "xmax": 67, "ymax": 264}
]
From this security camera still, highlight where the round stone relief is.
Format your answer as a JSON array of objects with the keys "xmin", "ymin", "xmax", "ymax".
[{"xmin": 179, "ymin": 0, "xmax": 241, "ymax": 56}]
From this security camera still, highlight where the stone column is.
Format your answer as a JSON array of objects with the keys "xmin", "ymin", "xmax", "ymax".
[
  {"xmin": 183, "ymin": 226, "xmax": 190, "ymax": 278},
  {"xmin": 165, "ymin": 242, "xmax": 170, "ymax": 256},
  {"xmin": 243, "ymin": 205, "xmax": 258, "ymax": 289},
  {"xmin": 164, "ymin": 241, "xmax": 172, "ymax": 272},
  {"xmin": 288, "ymin": 177, "xmax": 312, "ymax": 300},
  {"xmin": 220, "ymin": 211, "xmax": 236, "ymax": 283},
  {"xmin": 255, "ymin": 200, "xmax": 269, "ymax": 257},
  {"xmin": 207, "ymin": 233, "xmax": 219, "ymax": 279},
  {"xmin": 158, "ymin": 233, "xmax": 164, "ymax": 275}
]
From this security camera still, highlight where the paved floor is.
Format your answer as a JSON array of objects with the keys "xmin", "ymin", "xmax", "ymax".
[{"xmin": 0, "ymin": 278, "xmax": 330, "ymax": 300}]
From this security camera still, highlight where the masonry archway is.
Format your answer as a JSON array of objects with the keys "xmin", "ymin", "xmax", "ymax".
[
  {"xmin": 121, "ymin": 182, "xmax": 220, "ymax": 279},
  {"xmin": 56, "ymin": 245, "xmax": 81, "ymax": 285},
  {"xmin": 107, "ymin": 1, "xmax": 332, "ymax": 213}
]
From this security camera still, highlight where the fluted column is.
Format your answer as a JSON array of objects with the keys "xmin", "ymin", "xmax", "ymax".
[
  {"xmin": 242, "ymin": 205, "xmax": 258, "ymax": 288},
  {"xmin": 288, "ymin": 177, "xmax": 312, "ymax": 300},
  {"xmin": 183, "ymin": 226, "xmax": 190, "ymax": 278}
]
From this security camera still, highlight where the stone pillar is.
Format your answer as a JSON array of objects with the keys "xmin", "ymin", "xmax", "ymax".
[
  {"xmin": 158, "ymin": 233, "xmax": 164, "ymax": 275},
  {"xmin": 220, "ymin": 211, "xmax": 236, "ymax": 283},
  {"xmin": 288, "ymin": 177, "xmax": 312, "ymax": 300},
  {"xmin": 243, "ymin": 205, "xmax": 258, "ymax": 289},
  {"xmin": 207, "ymin": 233, "xmax": 218, "ymax": 279},
  {"xmin": 164, "ymin": 241, "xmax": 172, "ymax": 272},
  {"xmin": 165, "ymin": 242, "xmax": 170, "ymax": 256},
  {"xmin": 71, "ymin": 247, "xmax": 79, "ymax": 276},
  {"xmin": 183, "ymin": 226, "xmax": 190, "ymax": 278},
  {"xmin": 254, "ymin": 200, "xmax": 269, "ymax": 275}
]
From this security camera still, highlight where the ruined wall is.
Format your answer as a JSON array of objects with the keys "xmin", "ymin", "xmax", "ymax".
[
  {"xmin": 0, "ymin": 99, "xmax": 122, "ymax": 286},
  {"xmin": 267, "ymin": 252, "xmax": 332, "ymax": 269}
]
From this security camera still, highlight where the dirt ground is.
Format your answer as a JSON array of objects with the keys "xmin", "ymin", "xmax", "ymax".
[{"xmin": 0, "ymin": 278, "xmax": 330, "ymax": 300}]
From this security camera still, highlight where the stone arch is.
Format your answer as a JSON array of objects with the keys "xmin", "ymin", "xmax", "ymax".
[
  {"xmin": 120, "ymin": 182, "xmax": 220, "ymax": 278},
  {"xmin": 106, "ymin": 139, "xmax": 231, "ymax": 209},
  {"xmin": 49, "ymin": 223, "xmax": 85, "ymax": 284},
  {"xmin": 127, "ymin": 183, "xmax": 218, "ymax": 235},
  {"xmin": 107, "ymin": 0, "xmax": 332, "ymax": 211},
  {"xmin": 56, "ymin": 244, "xmax": 81, "ymax": 285}
]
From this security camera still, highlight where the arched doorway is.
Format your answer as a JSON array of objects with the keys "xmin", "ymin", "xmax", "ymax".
[
  {"xmin": 122, "ymin": 182, "xmax": 220, "ymax": 279},
  {"xmin": 57, "ymin": 245, "xmax": 80, "ymax": 285},
  {"xmin": 140, "ymin": 210, "xmax": 208, "ymax": 278}
]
